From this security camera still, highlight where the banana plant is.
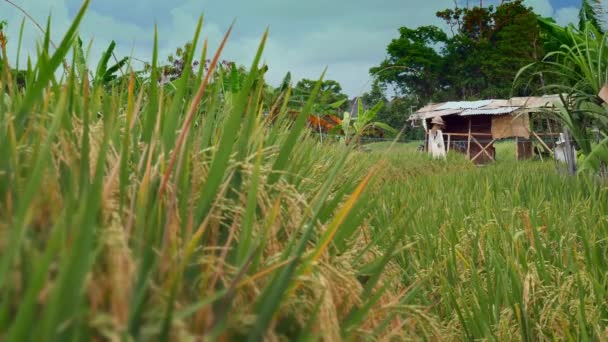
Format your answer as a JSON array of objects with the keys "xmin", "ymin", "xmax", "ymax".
[
  {"xmin": 341, "ymin": 98, "xmax": 396, "ymax": 145},
  {"xmin": 71, "ymin": 37, "xmax": 128, "ymax": 86},
  {"xmin": 517, "ymin": 21, "xmax": 608, "ymax": 174},
  {"xmin": 94, "ymin": 40, "xmax": 128, "ymax": 86}
]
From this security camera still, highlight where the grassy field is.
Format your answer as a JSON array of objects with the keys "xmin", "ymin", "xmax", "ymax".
[
  {"xmin": 1, "ymin": 5, "xmax": 608, "ymax": 340},
  {"xmin": 358, "ymin": 142, "xmax": 608, "ymax": 340}
]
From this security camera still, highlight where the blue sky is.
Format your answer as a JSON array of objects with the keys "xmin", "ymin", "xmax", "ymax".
[
  {"xmin": 0, "ymin": 0, "xmax": 593, "ymax": 96},
  {"xmin": 552, "ymin": 0, "xmax": 580, "ymax": 6}
]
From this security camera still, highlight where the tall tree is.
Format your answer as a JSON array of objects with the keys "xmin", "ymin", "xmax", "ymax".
[
  {"xmin": 370, "ymin": 26, "xmax": 447, "ymax": 101},
  {"xmin": 292, "ymin": 78, "xmax": 349, "ymax": 111},
  {"xmin": 372, "ymin": 0, "xmax": 543, "ymax": 103}
]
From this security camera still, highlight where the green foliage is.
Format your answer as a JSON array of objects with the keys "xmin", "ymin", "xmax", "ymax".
[
  {"xmin": 518, "ymin": 21, "xmax": 608, "ymax": 173},
  {"xmin": 3, "ymin": 3, "xmax": 608, "ymax": 341},
  {"xmin": 292, "ymin": 78, "xmax": 349, "ymax": 112},
  {"xmin": 363, "ymin": 143, "xmax": 608, "ymax": 340},
  {"xmin": 372, "ymin": 0, "xmax": 543, "ymax": 103},
  {"xmin": 361, "ymin": 80, "xmax": 387, "ymax": 110},
  {"xmin": 278, "ymin": 71, "xmax": 291, "ymax": 92},
  {"xmin": 0, "ymin": 7, "xmax": 404, "ymax": 341},
  {"xmin": 579, "ymin": 0, "xmax": 605, "ymax": 33},
  {"xmin": 72, "ymin": 37, "xmax": 87, "ymax": 82},
  {"xmin": 537, "ymin": 17, "xmax": 581, "ymax": 53},
  {"xmin": 360, "ymin": 81, "xmax": 424, "ymax": 140},
  {"xmin": 94, "ymin": 40, "xmax": 128, "ymax": 86},
  {"xmin": 370, "ymin": 25, "xmax": 447, "ymax": 101},
  {"xmin": 341, "ymin": 98, "xmax": 397, "ymax": 145}
]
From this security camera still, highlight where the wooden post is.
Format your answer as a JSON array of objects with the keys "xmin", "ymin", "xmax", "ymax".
[
  {"xmin": 447, "ymin": 133, "xmax": 451, "ymax": 153},
  {"xmin": 466, "ymin": 119, "xmax": 472, "ymax": 159},
  {"xmin": 563, "ymin": 128, "xmax": 577, "ymax": 175},
  {"xmin": 470, "ymin": 137, "xmax": 496, "ymax": 162},
  {"xmin": 532, "ymin": 132, "xmax": 553, "ymax": 155},
  {"xmin": 515, "ymin": 136, "xmax": 519, "ymax": 160}
]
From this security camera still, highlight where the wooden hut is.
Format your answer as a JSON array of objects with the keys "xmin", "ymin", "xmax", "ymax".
[{"xmin": 410, "ymin": 96, "xmax": 562, "ymax": 164}]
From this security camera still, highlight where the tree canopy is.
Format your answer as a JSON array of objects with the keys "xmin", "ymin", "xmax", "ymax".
[
  {"xmin": 292, "ymin": 79, "xmax": 350, "ymax": 111},
  {"xmin": 371, "ymin": 0, "xmax": 544, "ymax": 104}
]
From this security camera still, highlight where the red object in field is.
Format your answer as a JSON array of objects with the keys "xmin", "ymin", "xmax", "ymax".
[{"xmin": 307, "ymin": 114, "xmax": 343, "ymax": 133}]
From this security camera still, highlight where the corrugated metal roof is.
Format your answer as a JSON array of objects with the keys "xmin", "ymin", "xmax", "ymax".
[
  {"xmin": 436, "ymin": 100, "xmax": 492, "ymax": 110},
  {"xmin": 419, "ymin": 109, "xmax": 462, "ymax": 119},
  {"xmin": 410, "ymin": 95, "xmax": 561, "ymax": 121},
  {"xmin": 460, "ymin": 107, "xmax": 519, "ymax": 116},
  {"xmin": 482, "ymin": 99, "xmax": 511, "ymax": 108}
]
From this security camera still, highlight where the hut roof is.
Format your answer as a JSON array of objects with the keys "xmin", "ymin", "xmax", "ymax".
[{"xmin": 410, "ymin": 95, "xmax": 561, "ymax": 121}]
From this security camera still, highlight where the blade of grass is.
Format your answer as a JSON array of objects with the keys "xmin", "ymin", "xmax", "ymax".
[
  {"xmin": 141, "ymin": 25, "xmax": 159, "ymax": 143},
  {"xmin": 249, "ymin": 143, "xmax": 354, "ymax": 341},
  {"xmin": 7, "ymin": 211, "xmax": 67, "ymax": 341},
  {"xmin": 268, "ymin": 68, "xmax": 327, "ymax": 185},
  {"xmin": 161, "ymin": 15, "xmax": 203, "ymax": 152},
  {"xmin": 158, "ymin": 21, "xmax": 234, "ymax": 200},
  {"xmin": 0, "ymin": 78, "xmax": 69, "ymax": 291},
  {"xmin": 235, "ymin": 142, "xmax": 264, "ymax": 266},
  {"xmin": 307, "ymin": 164, "xmax": 378, "ymax": 263},
  {"xmin": 193, "ymin": 27, "xmax": 268, "ymax": 223}
]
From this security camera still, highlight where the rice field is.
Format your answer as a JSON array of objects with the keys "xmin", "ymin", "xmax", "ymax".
[
  {"xmin": 1, "ymin": 3, "xmax": 608, "ymax": 340},
  {"xmin": 359, "ymin": 143, "xmax": 608, "ymax": 340}
]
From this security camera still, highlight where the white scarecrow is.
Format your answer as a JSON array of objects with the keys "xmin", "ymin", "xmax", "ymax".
[{"xmin": 428, "ymin": 116, "xmax": 446, "ymax": 160}]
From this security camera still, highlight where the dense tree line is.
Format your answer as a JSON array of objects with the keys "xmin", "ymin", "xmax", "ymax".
[
  {"xmin": 360, "ymin": 0, "xmax": 548, "ymax": 137},
  {"xmin": 371, "ymin": 0, "xmax": 543, "ymax": 103},
  {"xmin": 3, "ymin": 1, "xmax": 599, "ymax": 143}
]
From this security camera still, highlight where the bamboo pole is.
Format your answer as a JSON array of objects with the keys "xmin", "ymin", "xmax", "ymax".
[
  {"xmin": 466, "ymin": 119, "xmax": 472, "ymax": 159},
  {"xmin": 447, "ymin": 133, "xmax": 451, "ymax": 152},
  {"xmin": 532, "ymin": 132, "xmax": 553, "ymax": 155},
  {"xmin": 437, "ymin": 132, "xmax": 493, "ymax": 137}
]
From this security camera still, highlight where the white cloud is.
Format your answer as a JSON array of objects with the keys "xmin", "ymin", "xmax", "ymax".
[{"xmin": 192, "ymin": 0, "xmax": 450, "ymax": 95}]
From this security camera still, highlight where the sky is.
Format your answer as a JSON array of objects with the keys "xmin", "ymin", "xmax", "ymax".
[{"xmin": 0, "ymin": 0, "xmax": 593, "ymax": 97}]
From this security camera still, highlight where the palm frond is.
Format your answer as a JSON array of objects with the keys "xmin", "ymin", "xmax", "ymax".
[{"xmin": 580, "ymin": 0, "xmax": 606, "ymax": 33}]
